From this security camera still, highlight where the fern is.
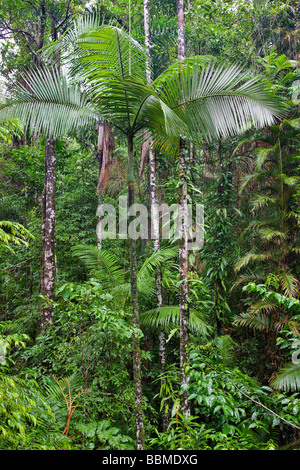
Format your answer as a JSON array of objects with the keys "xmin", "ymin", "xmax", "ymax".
[
  {"xmin": 140, "ymin": 305, "xmax": 211, "ymax": 336},
  {"xmin": 271, "ymin": 363, "xmax": 300, "ymax": 392},
  {"xmin": 215, "ymin": 335, "xmax": 237, "ymax": 367}
]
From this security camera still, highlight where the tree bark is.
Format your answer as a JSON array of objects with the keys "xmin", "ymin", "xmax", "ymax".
[
  {"xmin": 177, "ymin": 0, "xmax": 190, "ymax": 418},
  {"xmin": 128, "ymin": 136, "xmax": 145, "ymax": 450},
  {"xmin": 40, "ymin": 138, "xmax": 56, "ymax": 329},
  {"xmin": 143, "ymin": 0, "xmax": 169, "ymax": 431},
  {"xmin": 177, "ymin": 0, "xmax": 186, "ymax": 62}
]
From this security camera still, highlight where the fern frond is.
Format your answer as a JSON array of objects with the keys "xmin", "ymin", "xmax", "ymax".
[
  {"xmin": 271, "ymin": 363, "xmax": 300, "ymax": 392},
  {"xmin": 233, "ymin": 312, "xmax": 274, "ymax": 332},
  {"xmin": 279, "ymin": 272, "xmax": 299, "ymax": 297},
  {"xmin": 254, "ymin": 143, "xmax": 278, "ymax": 170},
  {"xmin": 235, "ymin": 252, "xmax": 272, "ymax": 272},
  {"xmin": 140, "ymin": 305, "xmax": 211, "ymax": 336},
  {"xmin": 137, "ymin": 246, "xmax": 178, "ymax": 283},
  {"xmin": 215, "ymin": 335, "xmax": 236, "ymax": 367},
  {"xmin": 72, "ymin": 245, "xmax": 126, "ymax": 287}
]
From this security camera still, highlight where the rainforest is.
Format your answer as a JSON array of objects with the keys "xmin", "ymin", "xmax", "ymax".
[{"xmin": 0, "ymin": 0, "xmax": 299, "ymax": 452}]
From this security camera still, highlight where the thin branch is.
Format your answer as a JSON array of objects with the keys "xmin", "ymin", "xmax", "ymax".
[
  {"xmin": 230, "ymin": 381, "xmax": 300, "ymax": 431},
  {"xmin": 4, "ymin": 258, "xmax": 35, "ymax": 270},
  {"xmin": 20, "ymin": 0, "xmax": 39, "ymax": 11},
  {"xmin": 54, "ymin": 0, "xmax": 72, "ymax": 33}
]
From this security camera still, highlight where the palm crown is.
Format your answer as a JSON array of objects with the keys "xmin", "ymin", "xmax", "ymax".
[{"xmin": 0, "ymin": 22, "xmax": 286, "ymax": 149}]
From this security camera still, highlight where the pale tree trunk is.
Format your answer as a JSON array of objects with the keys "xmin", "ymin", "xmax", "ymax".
[
  {"xmin": 41, "ymin": 138, "xmax": 56, "ymax": 329},
  {"xmin": 128, "ymin": 136, "xmax": 145, "ymax": 450},
  {"xmin": 143, "ymin": 0, "xmax": 169, "ymax": 431},
  {"xmin": 177, "ymin": 0, "xmax": 186, "ymax": 62},
  {"xmin": 177, "ymin": 0, "xmax": 190, "ymax": 417}
]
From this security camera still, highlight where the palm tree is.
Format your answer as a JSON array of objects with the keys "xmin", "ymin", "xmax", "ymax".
[
  {"xmin": 76, "ymin": 26, "xmax": 285, "ymax": 433},
  {"xmin": 0, "ymin": 19, "xmax": 285, "ymax": 447},
  {"xmin": 0, "ymin": 67, "xmax": 98, "ymax": 329}
]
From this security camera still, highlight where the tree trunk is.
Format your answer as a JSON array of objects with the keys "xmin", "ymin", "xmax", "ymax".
[
  {"xmin": 178, "ymin": 137, "xmax": 190, "ymax": 417},
  {"xmin": 97, "ymin": 125, "xmax": 103, "ymax": 251},
  {"xmin": 177, "ymin": 0, "xmax": 190, "ymax": 418},
  {"xmin": 96, "ymin": 122, "xmax": 115, "ymax": 250},
  {"xmin": 143, "ymin": 0, "xmax": 169, "ymax": 431},
  {"xmin": 128, "ymin": 136, "xmax": 145, "ymax": 450},
  {"xmin": 40, "ymin": 138, "xmax": 56, "ymax": 329},
  {"xmin": 177, "ymin": 0, "xmax": 186, "ymax": 62}
]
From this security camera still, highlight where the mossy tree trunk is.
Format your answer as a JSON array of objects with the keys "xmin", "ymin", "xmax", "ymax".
[
  {"xmin": 177, "ymin": 0, "xmax": 190, "ymax": 418},
  {"xmin": 41, "ymin": 137, "xmax": 56, "ymax": 329}
]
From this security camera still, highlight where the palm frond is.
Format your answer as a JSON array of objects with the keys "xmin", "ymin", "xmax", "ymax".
[
  {"xmin": 42, "ymin": 12, "xmax": 104, "ymax": 67},
  {"xmin": 230, "ymin": 270, "xmax": 266, "ymax": 291},
  {"xmin": 88, "ymin": 75, "xmax": 186, "ymax": 140},
  {"xmin": 249, "ymin": 298, "xmax": 278, "ymax": 315},
  {"xmin": 271, "ymin": 362, "xmax": 300, "ymax": 392},
  {"xmin": 137, "ymin": 246, "xmax": 178, "ymax": 284},
  {"xmin": 42, "ymin": 372, "xmax": 84, "ymax": 399},
  {"xmin": 140, "ymin": 305, "xmax": 211, "ymax": 336},
  {"xmin": 254, "ymin": 143, "xmax": 278, "ymax": 170},
  {"xmin": 251, "ymin": 194, "xmax": 277, "ymax": 209},
  {"xmin": 234, "ymin": 252, "xmax": 272, "ymax": 272},
  {"xmin": 110, "ymin": 277, "xmax": 156, "ymax": 299},
  {"xmin": 279, "ymin": 272, "xmax": 299, "ymax": 297},
  {"xmin": 233, "ymin": 312, "xmax": 274, "ymax": 332},
  {"xmin": 153, "ymin": 57, "xmax": 287, "ymax": 141},
  {"xmin": 0, "ymin": 67, "xmax": 98, "ymax": 138},
  {"xmin": 258, "ymin": 227, "xmax": 287, "ymax": 241},
  {"xmin": 240, "ymin": 172, "xmax": 260, "ymax": 192},
  {"xmin": 72, "ymin": 245, "xmax": 126, "ymax": 287},
  {"xmin": 78, "ymin": 25, "xmax": 147, "ymax": 82}
]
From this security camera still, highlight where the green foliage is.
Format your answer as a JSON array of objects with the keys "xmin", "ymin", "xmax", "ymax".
[
  {"xmin": 0, "ymin": 118, "xmax": 23, "ymax": 143},
  {"xmin": 271, "ymin": 362, "xmax": 300, "ymax": 392},
  {"xmin": 0, "ymin": 0, "xmax": 299, "ymax": 452},
  {"xmin": 76, "ymin": 420, "xmax": 135, "ymax": 450},
  {"xmin": 0, "ymin": 220, "xmax": 33, "ymax": 251},
  {"xmin": 0, "ymin": 374, "xmax": 55, "ymax": 449}
]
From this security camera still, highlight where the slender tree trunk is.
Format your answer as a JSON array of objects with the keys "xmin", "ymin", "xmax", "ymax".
[
  {"xmin": 97, "ymin": 193, "xmax": 102, "ymax": 251},
  {"xmin": 143, "ymin": 0, "xmax": 169, "ymax": 431},
  {"xmin": 128, "ymin": 136, "xmax": 145, "ymax": 450},
  {"xmin": 177, "ymin": 0, "xmax": 186, "ymax": 62},
  {"xmin": 41, "ymin": 138, "xmax": 56, "ymax": 329},
  {"xmin": 97, "ymin": 125, "xmax": 103, "ymax": 251},
  {"xmin": 177, "ymin": 0, "xmax": 190, "ymax": 417}
]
